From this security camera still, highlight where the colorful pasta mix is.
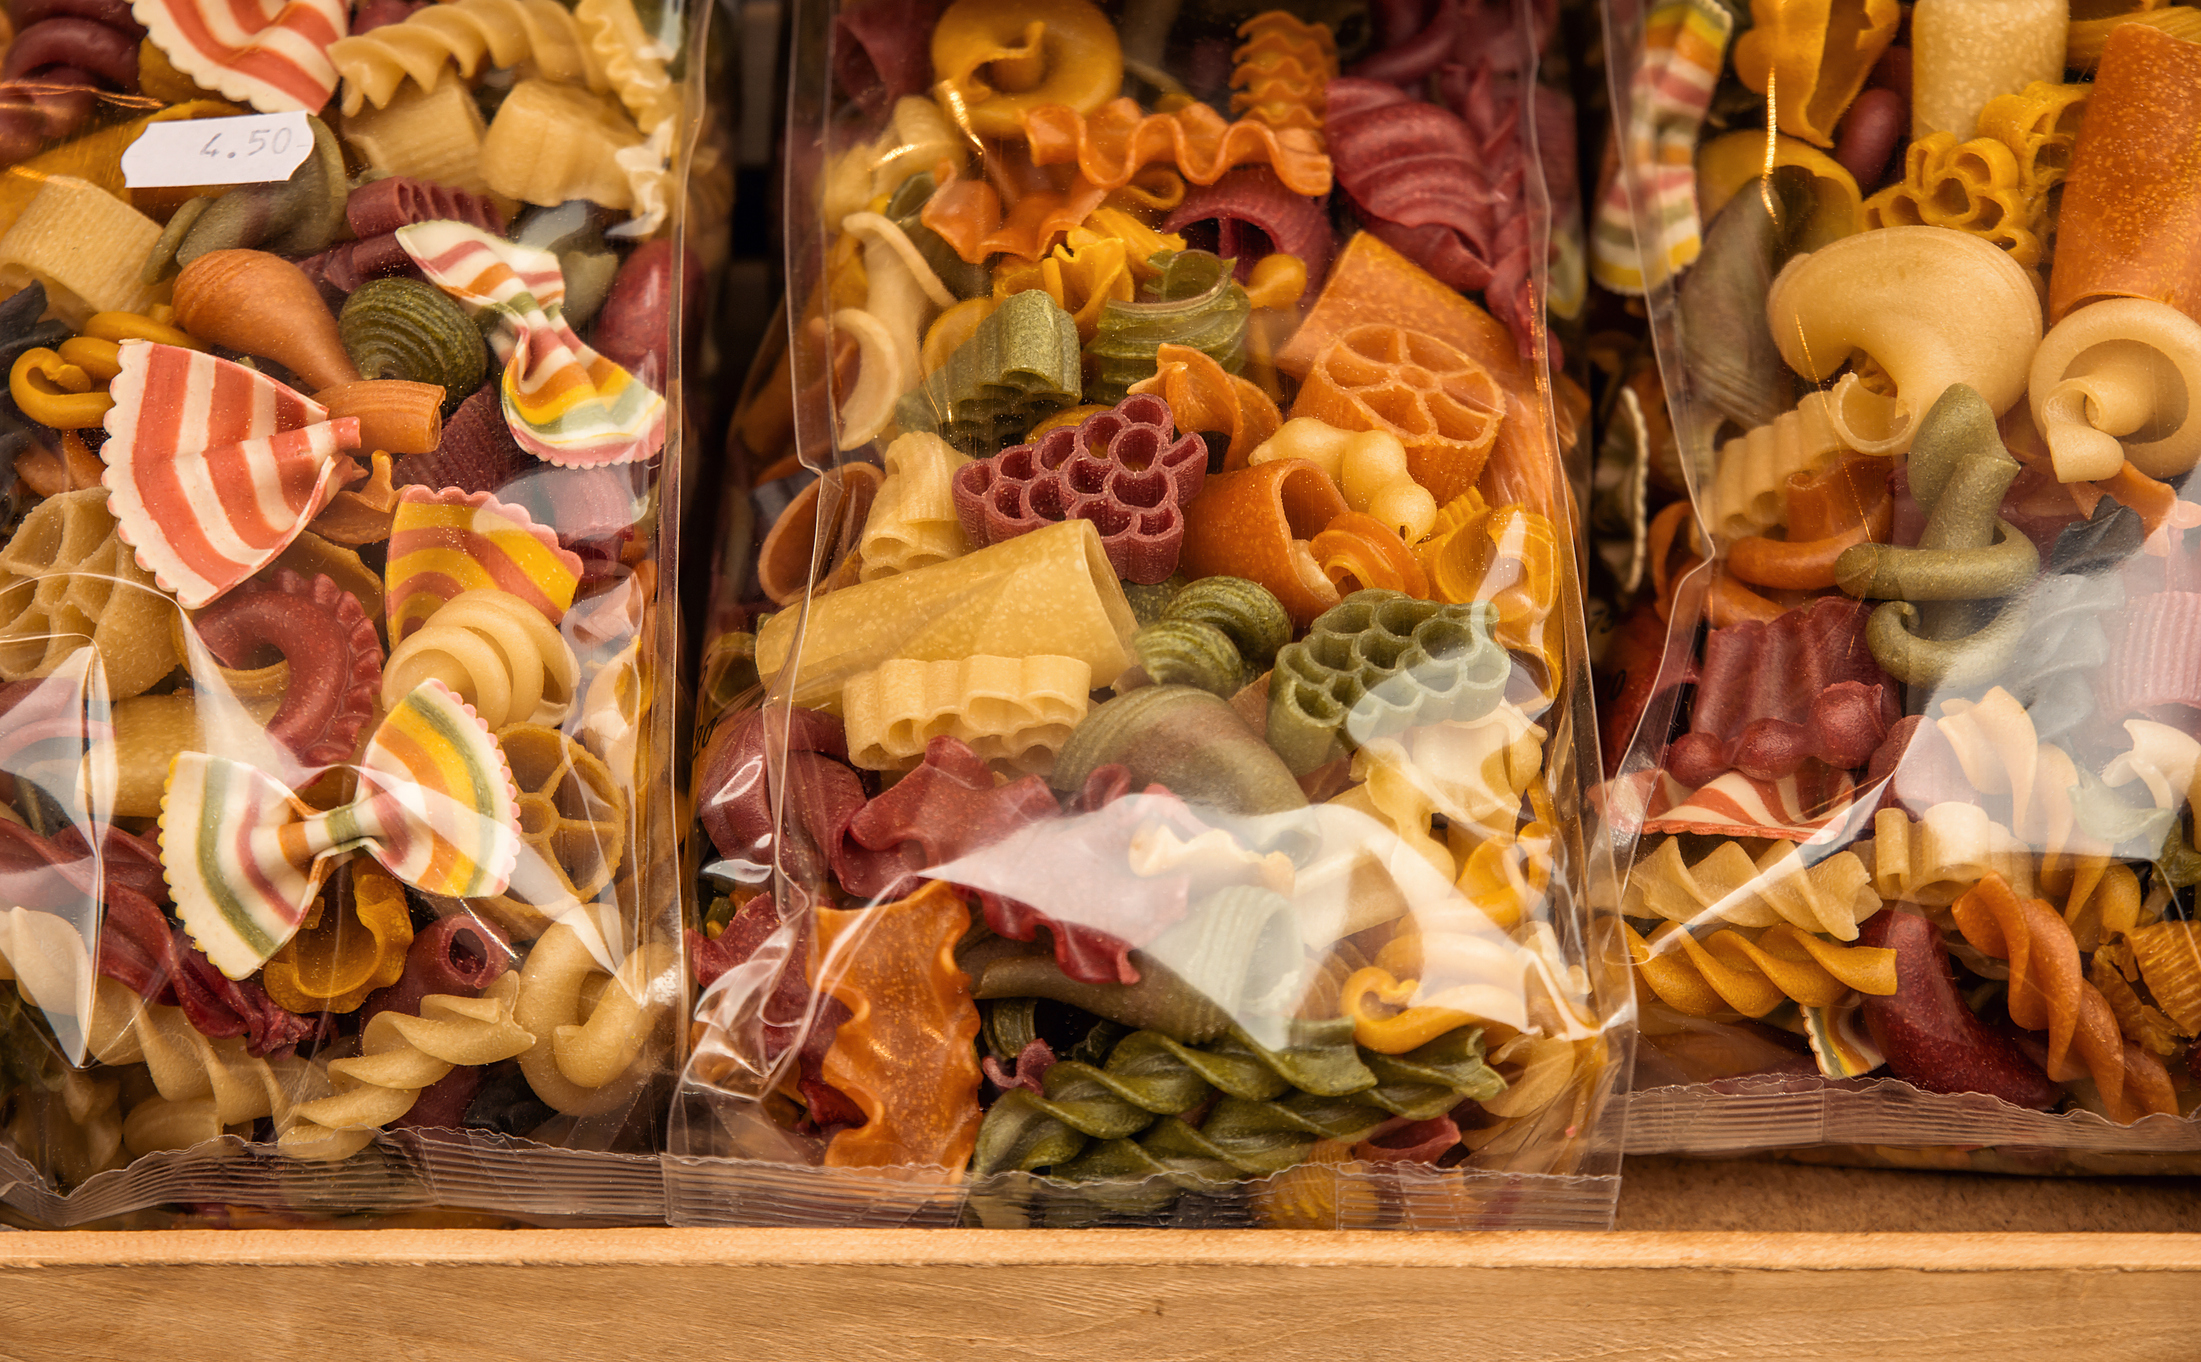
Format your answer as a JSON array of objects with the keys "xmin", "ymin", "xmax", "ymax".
[
  {"xmin": 679, "ymin": 0, "xmax": 1624, "ymax": 1228},
  {"xmin": 1605, "ymin": 0, "xmax": 2201, "ymax": 1169}
]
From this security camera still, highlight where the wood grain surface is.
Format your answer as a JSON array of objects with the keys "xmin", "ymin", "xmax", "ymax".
[{"xmin": 2, "ymin": 1162, "xmax": 2197, "ymax": 1361}]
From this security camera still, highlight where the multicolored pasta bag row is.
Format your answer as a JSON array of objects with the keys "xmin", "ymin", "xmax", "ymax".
[
  {"xmin": 0, "ymin": 0, "xmax": 724, "ymax": 1224},
  {"xmin": 672, "ymin": 0, "xmax": 1632, "ymax": 1228},
  {"xmin": 1600, "ymin": 0, "xmax": 2201, "ymax": 1170}
]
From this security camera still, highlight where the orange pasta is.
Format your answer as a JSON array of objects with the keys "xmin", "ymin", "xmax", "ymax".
[
  {"xmin": 1291, "ymin": 323, "xmax": 1505, "ymax": 505},
  {"xmin": 315, "ymin": 379, "xmax": 447, "ymax": 455},
  {"xmin": 1126, "ymin": 340, "xmax": 1280, "ymax": 467},
  {"xmin": 921, "ymin": 154, "xmax": 1110, "ymax": 264},
  {"xmin": 1021, "ymin": 98, "xmax": 1334, "ymax": 197},
  {"xmin": 1179, "ymin": 458, "xmax": 1349, "ymax": 624},
  {"xmin": 1230, "ymin": 11, "xmax": 1337, "ymax": 136},
  {"xmin": 813, "ymin": 880, "xmax": 985, "ymax": 1170},
  {"xmin": 1310, "ymin": 510, "xmax": 1429, "ymax": 597},
  {"xmin": 1727, "ymin": 450, "xmax": 1893, "ymax": 590},
  {"xmin": 1951, "ymin": 874, "xmax": 2179, "ymax": 1123},
  {"xmin": 1276, "ymin": 232, "xmax": 1528, "ymax": 389}
]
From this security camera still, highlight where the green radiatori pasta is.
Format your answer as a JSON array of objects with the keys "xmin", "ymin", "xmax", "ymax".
[
  {"xmin": 897, "ymin": 288, "xmax": 1083, "ymax": 454},
  {"xmin": 1160, "ymin": 576, "xmax": 1291, "ymax": 670},
  {"xmin": 971, "ymin": 1018, "xmax": 1503, "ymax": 1181},
  {"xmin": 1085, "ymin": 249, "xmax": 1251, "ymax": 405},
  {"xmin": 1267, "ymin": 589, "xmax": 1512, "ymax": 775},
  {"xmin": 338, "ymin": 278, "xmax": 488, "ymax": 401}
]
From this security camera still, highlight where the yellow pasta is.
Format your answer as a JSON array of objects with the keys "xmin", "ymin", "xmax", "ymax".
[
  {"xmin": 1329, "ymin": 741, "xmax": 1455, "ymax": 882},
  {"xmin": 1248, "ymin": 417, "xmax": 1437, "ymax": 542},
  {"xmin": 1705, "ymin": 390, "xmax": 1855, "ymax": 541},
  {"xmin": 1625, "ymin": 837, "xmax": 1883, "ymax": 941},
  {"xmin": 992, "ymin": 228, "xmax": 1135, "ymax": 343},
  {"xmin": 514, "ymin": 923, "xmax": 678, "ymax": 1117},
  {"xmin": 1935, "ymin": 687, "xmax": 2107, "ymax": 880},
  {"xmin": 1861, "ymin": 133, "xmax": 2045, "ymax": 268},
  {"xmin": 1975, "ymin": 82, "xmax": 2089, "ymax": 219},
  {"xmin": 0, "ymin": 177, "xmax": 161, "ymax": 324},
  {"xmin": 1402, "ymin": 703, "xmax": 1548, "ymax": 839},
  {"xmin": 1627, "ymin": 919, "xmax": 1899, "ymax": 1019},
  {"xmin": 383, "ymin": 590, "xmax": 582, "ymax": 730},
  {"xmin": 339, "ymin": 77, "xmax": 492, "ymax": 194},
  {"xmin": 330, "ymin": 0, "xmax": 611, "ymax": 115},
  {"xmin": 82, "ymin": 978, "xmax": 310, "ymax": 1159},
  {"xmin": 841, "ymin": 653, "xmax": 1093, "ymax": 772},
  {"xmin": 861, "ymin": 431, "xmax": 974, "ymax": 581},
  {"xmin": 1870, "ymin": 802, "xmax": 2038, "ymax": 905},
  {"xmin": 481, "ymin": 79, "xmax": 646, "ymax": 210},
  {"xmin": 818, "ymin": 96, "xmax": 968, "ymax": 232},
  {"xmin": 280, "ymin": 975, "xmax": 535, "ymax": 1161},
  {"xmin": 574, "ymin": 0, "xmax": 680, "ymax": 135}
]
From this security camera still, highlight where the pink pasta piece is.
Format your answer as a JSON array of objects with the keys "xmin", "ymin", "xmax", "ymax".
[
  {"xmin": 695, "ymin": 706, "xmax": 866, "ymax": 908},
  {"xmin": 1601, "ymin": 765, "xmax": 1858, "ymax": 842},
  {"xmin": 1665, "ymin": 597, "xmax": 1900, "ymax": 786},
  {"xmin": 1162, "ymin": 166, "xmax": 1335, "ymax": 289},
  {"xmin": 2102, "ymin": 591, "xmax": 2201, "ymax": 723},
  {"xmin": 950, "ymin": 392, "xmax": 1208, "ymax": 584},
  {"xmin": 134, "ymin": 0, "xmax": 349, "ymax": 114}
]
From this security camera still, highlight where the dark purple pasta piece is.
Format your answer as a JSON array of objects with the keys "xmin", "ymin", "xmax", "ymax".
[
  {"xmin": 832, "ymin": 0, "xmax": 943, "ymax": 115},
  {"xmin": 392, "ymin": 384, "xmax": 520, "ymax": 492},
  {"xmin": 1162, "ymin": 167, "xmax": 1334, "ymax": 290}
]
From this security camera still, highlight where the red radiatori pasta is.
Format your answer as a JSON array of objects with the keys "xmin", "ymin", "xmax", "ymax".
[{"xmin": 1951, "ymin": 874, "xmax": 2179, "ymax": 1124}]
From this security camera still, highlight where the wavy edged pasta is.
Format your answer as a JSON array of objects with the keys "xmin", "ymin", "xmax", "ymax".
[
  {"xmin": 1229, "ymin": 11, "xmax": 1337, "ymax": 137},
  {"xmin": 1625, "ymin": 836, "xmax": 1883, "ymax": 941},
  {"xmin": 330, "ymin": 0, "xmax": 611, "ymax": 115},
  {"xmin": 1627, "ymin": 920, "xmax": 1898, "ymax": 1018},
  {"xmin": 338, "ymin": 77, "xmax": 492, "ymax": 194},
  {"xmin": 842, "ymin": 653, "xmax": 1093, "ymax": 772},
  {"xmin": 281, "ymin": 975, "xmax": 535, "ymax": 1160},
  {"xmin": 1705, "ymin": 390, "xmax": 1855, "ymax": 542},
  {"xmin": 1022, "ymin": 98, "xmax": 1333, "ymax": 197},
  {"xmin": 573, "ymin": 0, "xmax": 681, "ymax": 135},
  {"xmin": 1870, "ymin": 802, "xmax": 2038, "ymax": 905},
  {"xmin": 860, "ymin": 431, "xmax": 974, "ymax": 580},
  {"xmin": 261, "ymin": 865, "xmax": 415, "ymax": 1014},
  {"xmin": 1952, "ymin": 873, "xmax": 2179, "ymax": 1123}
]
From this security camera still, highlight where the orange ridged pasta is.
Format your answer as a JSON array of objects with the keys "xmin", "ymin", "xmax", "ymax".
[
  {"xmin": 1021, "ymin": 98, "xmax": 1333, "ymax": 197},
  {"xmin": 1310, "ymin": 510, "xmax": 1429, "ymax": 597},
  {"xmin": 1230, "ymin": 11, "xmax": 1337, "ymax": 138},
  {"xmin": 315, "ymin": 379, "xmax": 447, "ymax": 455},
  {"xmin": 1951, "ymin": 874, "xmax": 2180, "ymax": 1123},
  {"xmin": 1291, "ymin": 323, "xmax": 1505, "ymax": 505},
  {"xmin": 920, "ymin": 158, "xmax": 1109, "ymax": 264},
  {"xmin": 1126, "ymin": 341, "xmax": 1280, "ymax": 468}
]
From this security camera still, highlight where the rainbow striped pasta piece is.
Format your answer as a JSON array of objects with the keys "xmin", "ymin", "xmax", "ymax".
[
  {"xmin": 100, "ymin": 340, "xmax": 361, "ymax": 609},
  {"xmin": 163, "ymin": 680, "xmax": 522, "ymax": 979},
  {"xmin": 397, "ymin": 220, "xmax": 665, "ymax": 468},
  {"xmin": 135, "ymin": 0, "xmax": 350, "ymax": 113},
  {"xmin": 384, "ymin": 485, "xmax": 583, "ymax": 641}
]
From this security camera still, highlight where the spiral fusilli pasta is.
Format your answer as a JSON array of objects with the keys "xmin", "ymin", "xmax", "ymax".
[
  {"xmin": 330, "ymin": 0, "xmax": 611, "ymax": 115},
  {"xmin": 1625, "ymin": 836, "xmax": 1883, "ymax": 941},
  {"xmin": 1626, "ymin": 919, "xmax": 1899, "ymax": 1018}
]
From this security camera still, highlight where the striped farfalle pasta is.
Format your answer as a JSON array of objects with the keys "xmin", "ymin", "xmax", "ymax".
[
  {"xmin": 1869, "ymin": 803, "xmax": 2038, "ymax": 904},
  {"xmin": 1229, "ymin": 12, "xmax": 1338, "ymax": 138},
  {"xmin": 382, "ymin": 590, "xmax": 582, "ymax": 730},
  {"xmin": 1627, "ymin": 919, "xmax": 1899, "ymax": 1018},
  {"xmin": 1952, "ymin": 874, "xmax": 2179, "ymax": 1123},
  {"xmin": 842, "ymin": 654, "xmax": 1094, "ymax": 772},
  {"xmin": 860, "ymin": 431, "xmax": 974, "ymax": 581},
  {"xmin": 1704, "ymin": 390, "xmax": 1854, "ymax": 542},
  {"xmin": 329, "ymin": 0, "xmax": 611, "ymax": 116},
  {"xmin": 1625, "ymin": 836, "xmax": 1883, "ymax": 941},
  {"xmin": 281, "ymin": 975, "xmax": 535, "ymax": 1161}
]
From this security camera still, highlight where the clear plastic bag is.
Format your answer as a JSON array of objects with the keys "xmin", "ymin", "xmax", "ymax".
[
  {"xmin": 1599, "ymin": 0, "xmax": 2201, "ymax": 1169},
  {"xmin": 0, "ymin": 0, "xmax": 723, "ymax": 1224},
  {"xmin": 672, "ymin": 0, "xmax": 1632, "ymax": 1228}
]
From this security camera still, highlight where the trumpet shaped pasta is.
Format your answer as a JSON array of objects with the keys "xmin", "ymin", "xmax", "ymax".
[
  {"xmin": 281, "ymin": 975, "xmax": 535, "ymax": 1160},
  {"xmin": 1625, "ymin": 837, "xmax": 1883, "ymax": 941},
  {"xmin": 841, "ymin": 654, "xmax": 1093, "ymax": 773},
  {"xmin": 1627, "ymin": 920, "xmax": 1899, "ymax": 1019},
  {"xmin": 1249, "ymin": 418, "xmax": 1438, "ymax": 543},
  {"xmin": 382, "ymin": 589, "xmax": 582, "ymax": 730},
  {"xmin": 860, "ymin": 432, "xmax": 973, "ymax": 580}
]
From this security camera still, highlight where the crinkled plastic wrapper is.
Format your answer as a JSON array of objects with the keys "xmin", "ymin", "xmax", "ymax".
[
  {"xmin": 1599, "ymin": 0, "xmax": 2201, "ymax": 1170},
  {"xmin": 671, "ymin": 0, "xmax": 1631, "ymax": 1229},
  {"xmin": 0, "ymin": 0, "xmax": 727, "ymax": 1225}
]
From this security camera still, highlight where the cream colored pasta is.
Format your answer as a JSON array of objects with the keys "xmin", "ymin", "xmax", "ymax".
[
  {"xmin": 1870, "ymin": 802, "xmax": 2039, "ymax": 904},
  {"xmin": 860, "ymin": 431, "xmax": 973, "ymax": 581},
  {"xmin": 575, "ymin": 0, "xmax": 680, "ymax": 134},
  {"xmin": 329, "ymin": 0, "xmax": 610, "ymax": 115},
  {"xmin": 819, "ymin": 96, "xmax": 969, "ymax": 231},
  {"xmin": 0, "ymin": 177, "xmax": 160, "ymax": 323},
  {"xmin": 382, "ymin": 590, "xmax": 581, "ymax": 730},
  {"xmin": 514, "ymin": 923, "xmax": 676, "ymax": 1116},
  {"xmin": 1249, "ymin": 417, "xmax": 1438, "ymax": 542},
  {"xmin": 841, "ymin": 653, "xmax": 1092, "ymax": 771},
  {"xmin": 481, "ymin": 78, "xmax": 646, "ymax": 210},
  {"xmin": 1705, "ymin": 390, "xmax": 1853, "ymax": 541},
  {"xmin": 1400, "ymin": 704, "xmax": 1548, "ymax": 839},
  {"xmin": 1328, "ymin": 741, "xmax": 1454, "ymax": 881},
  {"xmin": 1910, "ymin": 0, "xmax": 2066, "ymax": 141},
  {"xmin": 280, "ymin": 975, "xmax": 535, "ymax": 1161},
  {"xmin": 340, "ymin": 78, "xmax": 493, "ymax": 195},
  {"xmin": 83, "ymin": 979, "xmax": 312, "ymax": 1158},
  {"xmin": 1625, "ymin": 836, "xmax": 1883, "ymax": 940}
]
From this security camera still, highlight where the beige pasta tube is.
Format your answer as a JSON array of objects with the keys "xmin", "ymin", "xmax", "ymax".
[
  {"xmin": 755, "ymin": 518, "xmax": 1141, "ymax": 707},
  {"xmin": 340, "ymin": 78, "xmax": 493, "ymax": 195},
  {"xmin": 1911, "ymin": 0, "xmax": 2068, "ymax": 141},
  {"xmin": 481, "ymin": 79, "xmax": 645, "ymax": 210},
  {"xmin": 860, "ymin": 431, "xmax": 973, "ymax": 580},
  {"xmin": 843, "ymin": 653, "xmax": 1093, "ymax": 772},
  {"xmin": 0, "ymin": 177, "xmax": 161, "ymax": 323}
]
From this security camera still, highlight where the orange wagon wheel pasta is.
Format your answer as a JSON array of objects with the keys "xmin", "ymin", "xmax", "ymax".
[{"xmin": 1291, "ymin": 323, "xmax": 1506, "ymax": 506}]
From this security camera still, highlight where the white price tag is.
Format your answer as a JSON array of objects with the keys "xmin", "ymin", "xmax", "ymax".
[{"xmin": 121, "ymin": 112, "xmax": 314, "ymax": 190}]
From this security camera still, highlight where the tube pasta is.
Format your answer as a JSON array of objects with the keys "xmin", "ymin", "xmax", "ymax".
[
  {"xmin": 841, "ymin": 653, "xmax": 1093, "ymax": 772},
  {"xmin": 1764, "ymin": 227, "xmax": 2041, "ymax": 457},
  {"xmin": 861, "ymin": 431, "xmax": 974, "ymax": 580},
  {"xmin": 1869, "ymin": 803, "xmax": 2038, "ymax": 904},
  {"xmin": 2028, "ymin": 299, "xmax": 2201, "ymax": 483},
  {"xmin": 338, "ymin": 78, "xmax": 492, "ymax": 194},
  {"xmin": 481, "ymin": 80, "xmax": 646, "ymax": 210},
  {"xmin": 1626, "ymin": 919, "xmax": 1899, "ymax": 1018},
  {"xmin": 280, "ymin": 975, "xmax": 535, "ymax": 1160},
  {"xmin": 330, "ymin": 0, "xmax": 611, "ymax": 115},
  {"xmin": 1952, "ymin": 874, "xmax": 2179, "ymax": 1123},
  {"xmin": 1624, "ymin": 837, "xmax": 1883, "ymax": 941},
  {"xmin": 514, "ymin": 923, "xmax": 676, "ymax": 1116}
]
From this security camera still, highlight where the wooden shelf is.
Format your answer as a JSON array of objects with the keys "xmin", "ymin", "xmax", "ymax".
[{"xmin": 2, "ymin": 1159, "xmax": 2197, "ymax": 1360}]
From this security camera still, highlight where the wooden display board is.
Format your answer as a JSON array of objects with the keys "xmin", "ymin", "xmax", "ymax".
[{"xmin": 3, "ymin": 1160, "xmax": 2197, "ymax": 1360}]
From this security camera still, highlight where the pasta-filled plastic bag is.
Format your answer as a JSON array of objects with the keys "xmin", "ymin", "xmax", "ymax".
[
  {"xmin": 1599, "ymin": 0, "xmax": 2201, "ymax": 1172},
  {"xmin": 0, "ymin": 0, "xmax": 727, "ymax": 1225},
  {"xmin": 670, "ymin": 0, "xmax": 1631, "ymax": 1228}
]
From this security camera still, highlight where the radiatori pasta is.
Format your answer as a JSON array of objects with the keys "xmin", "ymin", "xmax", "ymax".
[
  {"xmin": 0, "ymin": 0, "xmax": 709, "ymax": 1218},
  {"xmin": 679, "ymin": 0, "xmax": 1625, "ymax": 1231},
  {"xmin": 1603, "ymin": 0, "xmax": 2201, "ymax": 1165}
]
